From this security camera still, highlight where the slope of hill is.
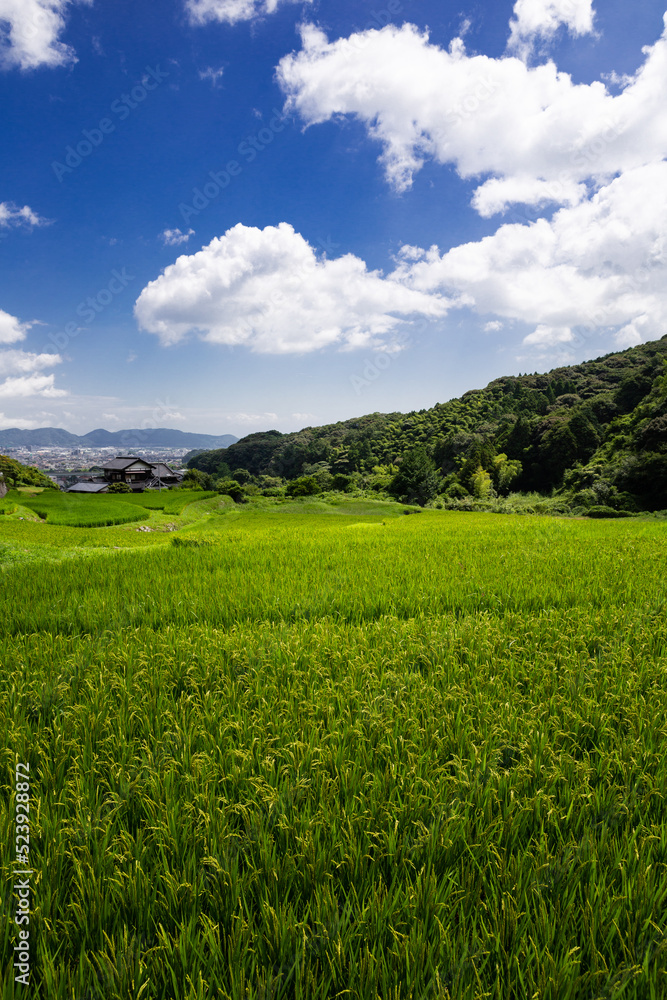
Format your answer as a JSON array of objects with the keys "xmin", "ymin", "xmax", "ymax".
[
  {"xmin": 0, "ymin": 454, "xmax": 59, "ymax": 491},
  {"xmin": 0, "ymin": 427, "xmax": 238, "ymax": 449},
  {"xmin": 188, "ymin": 336, "xmax": 667, "ymax": 510}
]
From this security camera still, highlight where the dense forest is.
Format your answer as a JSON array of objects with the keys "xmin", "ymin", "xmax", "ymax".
[{"xmin": 187, "ymin": 335, "xmax": 667, "ymax": 511}]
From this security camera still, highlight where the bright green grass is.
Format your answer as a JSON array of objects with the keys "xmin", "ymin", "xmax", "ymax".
[
  {"xmin": 0, "ymin": 505, "xmax": 666, "ymax": 999},
  {"xmin": 15, "ymin": 491, "xmax": 146, "ymax": 528},
  {"xmin": 113, "ymin": 490, "xmax": 218, "ymax": 514}
]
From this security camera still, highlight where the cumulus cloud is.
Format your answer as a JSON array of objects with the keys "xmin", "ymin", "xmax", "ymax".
[
  {"xmin": 185, "ymin": 0, "xmax": 310, "ymax": 27},
  {"xmin": 161, "ymin": 227, "xmax": 195, "ymax": 246},
  {"xmin": 277, "ymin": 19, "xmax": 667, "ymax": 205},
  {"xmin": 0, "ymin": 308, "xmax": 32, "ymax": 344},
  {"xmin": 276, "ymin": 15, "xmax": 667, "ymax": 353},
  {"xmin": 0, "ymin": 0, "xmax": 92, "ymax": 71},
  {"xmin": 0, "ymin": 373, "xmax": 67, "ymax": 398},
  {"xmin": 393, "ymin": 162, "xmax": 667, "ymax": 348},
  {"xmin": 0, "ymin": 348, "xmax": 62, "ymax": 376},
  {"xmin": 508, "ymin": 0, "xmax": 596, "ymax": 57},
  {"xmin": 522, "ymin": 324, "xmax": 573, "ymax": 346},
  {"xmin": 0, "ymin": 201, "xmax": 50, "ymax": 229},
  {"xmin": 0, "ymin": 308, "xmax": 65, "ymax": 398},
  {"xmin": 135, "ymin": 223, "xmax": 451, "ymax": 354}
]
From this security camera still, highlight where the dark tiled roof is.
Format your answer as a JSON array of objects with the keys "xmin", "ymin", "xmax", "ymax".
[
  {"xmin": 102, "ymin": 457, "xmax": 152, "ymax": 471},
  {"xmin": 67, "ymin": 482, "xmax": 109, "ymax": 493},
  {"xmin": 150, "ymin": 463, "xmax": 178, "ymax": 477}
]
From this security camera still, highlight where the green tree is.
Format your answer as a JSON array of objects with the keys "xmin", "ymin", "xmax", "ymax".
[
  {"xmin": 471, "ymin": 466, "xmax": 495, "ymax": 499},
  {"xmin": 182, "ymin": 468, "xmax": 215, "ymax": 491},
  {"xmin": 285, "ymin": 476, "xmax": 320, "ymax": 497},
  {"xmin": 492, "ymin": 454, "xmax": 522, "ymax": 494},
  {"xmin": 389, "ymin": 448, "xmax": 440, "ymax": 506},
  {"xmin": 107, "ymin": 482, "xmax": 132, "ymax": 493}
]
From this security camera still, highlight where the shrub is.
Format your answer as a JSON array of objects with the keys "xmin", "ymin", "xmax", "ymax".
[
  {"xmin": 586, "ymin": 505, "xmax": 634, "ymax": 518},
  {"xmin": 286, "ymin": 476, "xmax": 320, "ymax": 497}
]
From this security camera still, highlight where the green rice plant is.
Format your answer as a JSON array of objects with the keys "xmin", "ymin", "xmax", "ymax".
[
  {"xmin": 0, "ymin": 504, "xmax": 666, "ymax": 998},
  {"xmin": 19, "ymin": 492, "xmax": 146, "ymax": 528},
  {"xmin": 114, "ymin": 490, "xmax": 217, "ymax": 514}
]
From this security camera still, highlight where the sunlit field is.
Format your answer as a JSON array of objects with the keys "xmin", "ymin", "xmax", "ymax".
[{"xmin": 1, "ymin": 493, "xmax": 666, "ymax": 999}]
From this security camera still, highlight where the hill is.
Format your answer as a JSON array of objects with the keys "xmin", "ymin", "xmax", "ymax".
[
  {"xmin": 0, "ymin": 427, "xmax": 238, "ymax": 449},
  {"xmin": 0, "ymin": 453, "xmax": 59, "ymax": 491},
  {"xmin": 188, "ymin": 335, "xmax": 667, "ymax": 510}
]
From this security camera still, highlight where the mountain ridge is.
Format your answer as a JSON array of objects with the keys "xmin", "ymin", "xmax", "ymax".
[{"xmin": 0, "ymin": 427, "xmax": 238, "ymax": 449}]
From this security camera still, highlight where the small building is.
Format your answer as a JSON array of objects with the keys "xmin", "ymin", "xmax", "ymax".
[
  {"xmin": 100, "ymin": 455, "xmax": 183, "ymax": 491},
  {"xmin": 102, "ymin": 456, "xmax": 154, "ymax": 486},
  {"xmin": 66, "ymin": 482, "xmax": 109, "ymax": 494}
]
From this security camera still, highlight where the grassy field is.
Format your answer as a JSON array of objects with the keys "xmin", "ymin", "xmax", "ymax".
[{"xmin": 1, "ymin": 495, "xmax": 666, "ymax": 999}]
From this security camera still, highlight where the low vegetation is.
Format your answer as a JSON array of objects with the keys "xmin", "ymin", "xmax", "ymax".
[{"xmin": 1, "ymin": 494, "xmax": 666, "ymax": 998}]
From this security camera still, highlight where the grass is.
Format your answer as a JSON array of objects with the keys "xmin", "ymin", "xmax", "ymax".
[
  {"xmin": 15, "ymin": 491, "xmax": 147, "ymax": 528},
  {"xmin": 0, "ymin": 499, "xmax": 666, "ymax": 999}
]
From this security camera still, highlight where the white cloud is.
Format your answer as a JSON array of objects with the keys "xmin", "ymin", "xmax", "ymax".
[
  {"xmin": 135, "ymin": 223, "xmax": 451, "ymax": 354},
  {"xmin": 0, "ymin": 0, "xmax": 92, "ymax": 71},
  {"xmin": 472, "ymin": 176, "xmax": 586, "ymax": 218},
  {"xmin": 277, "ymin": 19, "xmax": 667, "ymax": 206},
  {"xmin": 0, "ymin": 308, "xmax": 65, "ymax": 397},
  {"xmin": 185, "ymin": 0, "xmax": 310, "ymax": 27},
  {"xmin": 0, "ymin": 348, "xmax": 62, "ymax": 375},
  {"xmin": 394, "ymin": 162, "xmax": 667, "ymax": 347},
  {"xmin": 484, "ymin": 320, "xmax": 503, "ymax": 332},
  {"xmin": 522, "ymin": 324, "xmax": 573, "ymax": 346},
  {"xmin": 0, "ymin": 201, "xmax": 49, "ymax": 229},
  {"xmin": 0, "ymin": 308, "xmax": 32, "ymax": 344},
  {"xmin": 102, "ymin": 412, "xmax": 120, "ymax": 422},
  {"xmin": 0, "ymin": 373, "xmax": 67, "ymax": 398},
  {"xmin": 161, "ymin": 227, "xmax": 195, "ymax": 246},
  {"xmin": 508, "ymin": 0, "xmax": 595, "ymax": 57},
  {"xmin": 228, "ymin": 411, "xmax": 278, "ymax": 424},
  {"xmin": 0, "ymin": 413, "xmax": 43, "ymax": 429},
  {"xmin": 277, "ymin": 17, "xmax": 667, "ymax": 354},
  {"xmin": 198, "ymin": 66, "xmax": 224, "ymax": 87}
]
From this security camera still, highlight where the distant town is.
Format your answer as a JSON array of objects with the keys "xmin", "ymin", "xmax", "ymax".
[{"xmin": 2, "ymin": 446, "xmax": 191, "ymax": 490}]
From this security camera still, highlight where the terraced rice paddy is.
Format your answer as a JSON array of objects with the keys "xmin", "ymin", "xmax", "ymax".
[{"xmin": 1, "ymin": 493, "xmax": 666, "ymax": 998}]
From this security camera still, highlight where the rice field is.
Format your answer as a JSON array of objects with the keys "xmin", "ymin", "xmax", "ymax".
[{"xmin": 1, "ymin": 499, "xmax": 666, "ymax": 999}]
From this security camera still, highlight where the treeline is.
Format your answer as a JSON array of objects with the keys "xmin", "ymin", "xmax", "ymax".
[{"xmin": 187, "ymin": 335, "xmax": 667, "ymax": 511}]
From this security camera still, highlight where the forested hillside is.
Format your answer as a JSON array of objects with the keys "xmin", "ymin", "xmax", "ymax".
[
  {"xmin": 188, "ymin": 336, "xmax": 667, "ymax": 510},
  {"xmin": 0, "ymin": 454, "xmax": 58, "ymax": 491}
]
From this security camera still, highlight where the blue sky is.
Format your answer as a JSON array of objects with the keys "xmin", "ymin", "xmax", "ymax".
[{"xmin": 1, "ymin": 0, "xmax": 666, "ymax": 436}]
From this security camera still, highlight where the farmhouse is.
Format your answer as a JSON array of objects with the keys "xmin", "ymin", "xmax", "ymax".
[
  {"xmin": 102, "ymin": 456, "xmax": 154, "ymax": 485},
  {"xmin": 100, "ymin": 456, "xmax": 183, "ymax": 491}
]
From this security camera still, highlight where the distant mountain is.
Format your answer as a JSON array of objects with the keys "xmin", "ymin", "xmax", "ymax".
[{"xmin": 0, "ymin": 427, "xmax": 238, "ymax": 449}]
